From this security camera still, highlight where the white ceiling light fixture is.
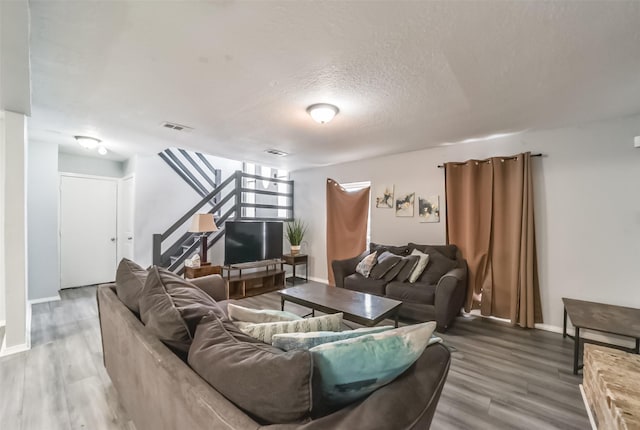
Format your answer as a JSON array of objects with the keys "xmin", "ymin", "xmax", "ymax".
[
  {"xmin": 74, "ymin": 135, "xmax": 101, "ymax": 150},
  {"xmin": 307, "ymin": 103, "xmax": 339, "ymax": 124},
  {"xmin": 97, "ymin": 146, "xmax": 108, "ymax": 155}
]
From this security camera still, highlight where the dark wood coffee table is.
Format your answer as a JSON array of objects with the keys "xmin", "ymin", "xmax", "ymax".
[
  {"xmin": 280, "ymin": 284, "xmax": 402, "ymax": 327},
  {"xmin": 562, "ymin": 297, "xmax": 640, "ymax": 374}
]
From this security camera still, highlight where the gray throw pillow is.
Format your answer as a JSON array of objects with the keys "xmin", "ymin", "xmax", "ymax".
[
  {"xmin": 417, "ymin": 252, "xmax": 459, "ymax": 284},
  {"xmin": 394, "ymin": 255, "xmax": 420, "ymax": 283},
  {"xmin": 370, "ymin": 252, "xmax": 402, "ymax": 280},
  {"xmin": 114, "ymin": 258, "xmax": 148, "ymax": 314},
  {"xmin": 188, "ymin": 314, "xmax": 313, "ymax": 424},
  {"xmin": 383, "ymin": 259, "xmax": 408, "ymax": 282},
  {"xmin": 139, "ymin": 266, "xmax": 226, "ymax": 354}
]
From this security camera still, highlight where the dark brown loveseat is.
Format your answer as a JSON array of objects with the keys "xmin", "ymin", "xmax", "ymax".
[
  {"xmin": 332, "ymin": 243, "xmax": 468, "ymax": 332},
  {"xmin": 97, "ymin": 273, "xmax": 452, "ymax": 430}
]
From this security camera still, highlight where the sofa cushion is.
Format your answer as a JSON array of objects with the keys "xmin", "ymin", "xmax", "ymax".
[
  {"xmin": 370, "ymin": 242, "xmax": 411, "ymax": 256},
  {"xmin": 417, "ymin": 252, "xmax": 459, "ymax": 285},
  {"xmin": 408, "ymin": 243, "xmax": 458, "ymax": 260},
  {"xmin": 386, "ymin": 281, "xmax": 436, "ymax": 305},
  {"xmin": 408, "ymin": 249, "xmax": 430, "ymax": 283},
  {"xmin": 115, "ymin": 258, "xmax": 148, "ymax": 314},
  {"xmin": 355, "ymin": 251, "xmax": 377, "ymax": 277},
  {"xmin": 188, "ymin": 314, "xmax": 313, "ymax": 424},
  {"xmin": 227, "ymin": 303, "xmax": 302, "ymax": 323},
  {"xmin": 394, "ymin": 255, "xmax": 420, "ymax": 283},
  {"xmin": 139, "ymin": 266, "xmax": 226, "ymax": 354},
  {"xmin": 272, "ymin": 326, "xmax": 394, "ymax": 351},
  {"xmin": 240, "ymin": 313, "xmax": 343, "ymax": 344},
  {"xmin": 344, "ymin": 273, "xmax": 387, "ymax": 295},
  {"xmin": 310, "ymin": 322, "xmax": 437, "ymax": 407},
  {"xmin": 370, "ymin": 251, "xmax": 402, "ymax": 280}
]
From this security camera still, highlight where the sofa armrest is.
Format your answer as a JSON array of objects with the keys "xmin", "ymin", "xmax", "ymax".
[
  {"xmin": 189, "ymin": 274, "xmax": 228, "ymax": 301},
  {"xmin": 434, "ymin": 266, "xmax": 467, "ymax": 332},
  {"xmin": 331, "ymin": 252, "xmax": 368, "ymax": 288}
]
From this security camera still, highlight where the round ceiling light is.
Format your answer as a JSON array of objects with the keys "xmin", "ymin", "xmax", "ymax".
[
  {"xmin": 74, "ymin": 135, "xmax": 102, "ymax": 150},
  {"xmin": 307, "ymin": 103, "xmax": 339, "ymax": 124}
]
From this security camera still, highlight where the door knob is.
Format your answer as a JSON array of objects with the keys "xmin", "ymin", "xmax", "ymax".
[
  {"xmin": 110, "ymin": 238, "xmax": 116, "ymax": 242},
  {"xmin": 127, "ymin": 237, "xmax": 133, "ymax": 240}
]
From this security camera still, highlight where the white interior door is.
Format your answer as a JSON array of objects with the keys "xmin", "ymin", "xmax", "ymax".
[
  {"xmin": 118, "ymin": 176, "xmax": 135, "ymax": 261},
  {"xmin": 60, "ymin": 175, "xmax": 118, "ymax": 288}
]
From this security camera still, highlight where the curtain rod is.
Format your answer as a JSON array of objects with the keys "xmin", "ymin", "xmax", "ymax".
[{"xmin": 437, "ymin": 153, "xmax": 543, "ymax": 168}]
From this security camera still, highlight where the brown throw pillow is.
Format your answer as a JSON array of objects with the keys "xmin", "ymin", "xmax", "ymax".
[
  {"xmin": 139, "ymin": 266, "xmax": 226, "ymax": 354},
  {"xmin": 188, "ymin": 314, "xmax": 313, "ymax": 424},
  {"xmin": 417, "ymin": 252, "xmax": 459, "ymax": 284},
  {"xmin": 370, "ymin": 252, "xmax": 402, "ymax": 280},
  {"xmin": 394, "ymin": 255, "xmax": 420, "ymax": 283},
  {"xmin": 115, "ymin": 258, "xmax": 148, "ymax": 314}
]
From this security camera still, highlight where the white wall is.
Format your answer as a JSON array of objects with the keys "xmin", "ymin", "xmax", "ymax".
[
  {"xmin": 291, "ymin": 114, "xmax": 640, "ymax": 331},
  {"xmin": 1, "ymin": 111, "xmax": 29, "ymax": 353},
  {"xmin": 0, "ymin": 114, "xmax": 5, "ymax": 326},
  {"xmin": 27, "ymin": 141, "xmax": 60, "ymax": 301},
  {"xmin": 132, "ymin": 153, "xmax": 242, "ymax": 267},
  {"xmin": 58, "ymin": 152, "xmax": 124, "ymax": 178}
]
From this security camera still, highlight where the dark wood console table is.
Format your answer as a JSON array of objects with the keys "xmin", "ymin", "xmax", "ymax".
[
  {"xmin": 562, "ymin": 297, "xmax": 640, "ymax": 375},
  {"xmin": 223, "ymin": 259, "xmax": 285, "ymax": 299}
]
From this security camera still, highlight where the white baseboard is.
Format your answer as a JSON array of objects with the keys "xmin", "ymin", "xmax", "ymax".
[
  {"xmin": 29, "ymin": 294, "xmax": 61, "ymax": 305},
  {"xmin": 308, "ymin": 276, "xmax": 329, "ymax": 285},
  {"xmin": 579, "ymin": 384, "xmax": 598, "ymax": 430},
  {"xmin": 534, "ymin": 323, "xmax": 564, "ymax": 334}
]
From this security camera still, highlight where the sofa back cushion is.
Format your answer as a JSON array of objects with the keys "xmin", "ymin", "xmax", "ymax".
[
  {"xmin": 417, "ymin": 252, "xmax": 459, "ymax": 285},
  {"xmin": 139, "ymin": 266, "xmax": 226, "ymax": 354},
  {"xmin": 188, "ymin": 314, "xmax": 313, "ymax": 424},
  {"xmin": 369, "ymin": 242, "xmax": 411, "ymax": 256},
  {"xmin": 408, "ymin": 243, "xmax": 458, "ymax": 260},
  {"xmin": 115, "ymin": 258, "xmax": 148, "ymax": 314}
]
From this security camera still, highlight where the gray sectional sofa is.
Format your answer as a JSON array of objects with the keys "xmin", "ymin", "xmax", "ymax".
[
  {"xmin": 97, "ymin": 272, "xmax": 452, "ymax": 430},
  {"xmin": 332, "ymin": 243, "xmax": 468, "ymax": 332}
]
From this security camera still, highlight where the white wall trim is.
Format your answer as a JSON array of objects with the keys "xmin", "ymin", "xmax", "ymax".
[
  {"xmin": 29, "ymin": 294, "xmax": 61, "ymax": 305},
  {"xmin": 308, "ymin": 276, "xmax": 329, "ymax": 284},
  {"xmin": 58, "ymin": 172, "xmax": 122, "ymax": 181},
  {"xmin": 0, "ymin": 302, "xmax": 30, "ymax": 357}
]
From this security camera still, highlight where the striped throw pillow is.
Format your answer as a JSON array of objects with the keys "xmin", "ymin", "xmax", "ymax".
[{"xmin": 240, "ymin": 313, "xmax": 343, "ymax": 344}]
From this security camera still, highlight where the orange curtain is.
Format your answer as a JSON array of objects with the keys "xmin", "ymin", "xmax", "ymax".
[
  {"xmin": 445, "ymin": 152, "xmax": 542, "ymax": 327},
  {"xmin": 326, "ymin": 178, "xmax": 370, "ymax": 286}
]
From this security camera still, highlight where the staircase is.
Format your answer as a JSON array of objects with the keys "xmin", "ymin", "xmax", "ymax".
[{"xmin": 152, "ymin": 150, "xmax": 293, "ymax": 274}]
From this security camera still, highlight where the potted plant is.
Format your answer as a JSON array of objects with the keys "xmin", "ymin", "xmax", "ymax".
[{"xmin": 285, "ymin": 218, "xmax": 307, "ymax": 255}]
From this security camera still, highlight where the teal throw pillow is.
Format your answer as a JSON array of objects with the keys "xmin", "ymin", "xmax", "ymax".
[
  {"xmin": 310, "ymin": 321, "xmax": 437, "ymax": 407},
  {"xmin": 272, "ymin": 326, "xmax": 394, "ymax": 351}
]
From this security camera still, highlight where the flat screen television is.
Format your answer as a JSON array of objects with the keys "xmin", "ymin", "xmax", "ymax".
[{"xmin": 224, "ymin": 221, "xmax": 283, "ymax": 265}]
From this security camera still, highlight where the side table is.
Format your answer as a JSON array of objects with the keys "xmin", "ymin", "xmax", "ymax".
[
  {"xmin": 185, "ymin": 264, "xmax": 222, "ymax": 280},
  {"xmin": 282, "ymin": 254, "xmax": 308, "ymax": 285}
]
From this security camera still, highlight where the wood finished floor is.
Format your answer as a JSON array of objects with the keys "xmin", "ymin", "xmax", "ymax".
[{"xmin": 0, "ymin": 284, "xmax": 589, "ymax": 430}]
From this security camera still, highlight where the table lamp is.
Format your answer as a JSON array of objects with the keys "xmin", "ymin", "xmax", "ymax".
[{"xmin": 188, "ymin": 213, "xmax": 218, "ymax": 265}]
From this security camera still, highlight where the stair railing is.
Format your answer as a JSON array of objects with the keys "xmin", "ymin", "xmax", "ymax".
[{"xmin": 152, "ymin": 170, "xmax": 294, "ymax": 273}]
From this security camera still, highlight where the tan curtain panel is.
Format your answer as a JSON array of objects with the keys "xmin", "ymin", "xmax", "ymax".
[
  {"xmin": 326, "ymin": 178, "xmax": 370, "ymax": 286},
  {"xmin": 445, "ymin": 152, "xmax": 542, "ymax": 327}
]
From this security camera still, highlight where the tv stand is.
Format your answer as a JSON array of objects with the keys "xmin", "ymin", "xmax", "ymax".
[{"xmin": 223, "ymin": 259, "xmax": 285, "ymax": 299}]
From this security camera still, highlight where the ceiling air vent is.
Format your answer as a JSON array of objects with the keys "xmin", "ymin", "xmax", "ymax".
[
  {"xmin": 161, "ymin": 121, "xmax": 193, "ymax": 132},
  {"xmin": 265, "ymin": 148, "xmax": 289, "ymax": 157}
]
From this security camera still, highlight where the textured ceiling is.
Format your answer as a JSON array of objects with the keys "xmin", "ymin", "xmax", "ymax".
[{"xmin": 28, "ymin": 1, "xmax": 640, "ymax": 169}]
